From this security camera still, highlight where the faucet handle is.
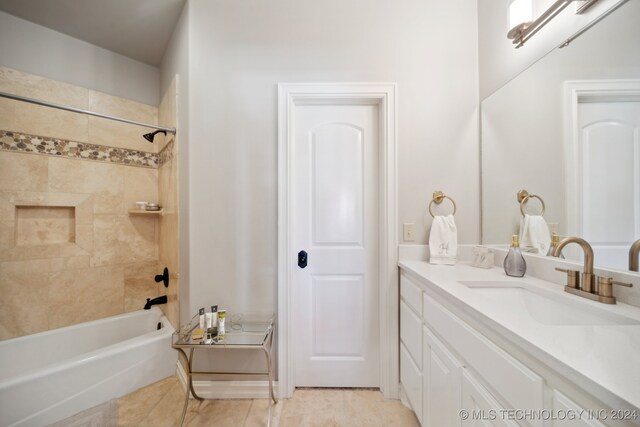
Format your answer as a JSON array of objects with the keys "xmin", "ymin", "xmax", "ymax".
[
  {"xmin": 611, "ymin": 279, "xmax": 633, "ymax": 288},
  {"xmin": 555, "ymin": 267, "xmax": 580, "ymax": 288},
  {"xmin": 597, "ymin": 277, "xmax": 633, "ymax": 304}
]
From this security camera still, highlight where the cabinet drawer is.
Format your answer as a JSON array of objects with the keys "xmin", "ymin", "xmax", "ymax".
[
  {"xmin": 401, "ymin": 300, "xmax": 422, "ymax": 369},
  {"xmin": 401, "ymin": 273, "xmax": 423, "ymax": 316},
  {"xmin": 423, "ymin": 293, "xmax": 544, "ymax": 420},
  {"xmin": 401, "ymin": 343, "xmax": 423, "ymax": 424}
]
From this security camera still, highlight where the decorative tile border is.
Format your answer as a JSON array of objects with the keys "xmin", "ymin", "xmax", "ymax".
[
  {"xmin": 0, "ymin": 130, "xmax": 160, "ymax": 168},
  {"xmin": 158, "ymin": 138, "xmax": 174, "ymax": 167}
]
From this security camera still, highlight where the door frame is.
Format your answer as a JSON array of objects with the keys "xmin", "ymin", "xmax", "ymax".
[
  {"xmin": 563, "ymin": 79, "xmax": 640, "ymax": 238},
  {"xmin": 277, "ymin": 83, "xmax": 398, "ymax": 399}
]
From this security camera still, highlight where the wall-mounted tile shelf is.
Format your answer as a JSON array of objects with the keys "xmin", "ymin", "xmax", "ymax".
[{"xmin": 128, "ymin": 209, "xmax": 164, "ymax": 216}]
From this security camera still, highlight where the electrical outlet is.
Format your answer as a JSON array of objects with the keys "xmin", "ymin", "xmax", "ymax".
[{"xmin": 403, "ymin": 223, "xmax": 415, "ymax": 242}]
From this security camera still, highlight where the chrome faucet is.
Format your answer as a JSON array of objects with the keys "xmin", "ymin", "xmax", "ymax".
[
  {"xmin": 630, "ymin": 239, "xmax": 640, "ymax": 272},
  {"xmin": 553, "ymin": 236, "xmax": 632, "ymax": 304}
]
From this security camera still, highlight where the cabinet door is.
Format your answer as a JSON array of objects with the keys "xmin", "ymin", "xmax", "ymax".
[
  {"xmin": 552, "ymin": 391, "xmax": 607, "ymax": 427},
  {"xmin": 401, "ymin": 343, "xmax": 423, "ymax": 424},
  {"xmin": 401, "ymin": 300, "xmax": 422, "ymax": 369},
  {"xmin": 461, "ymin": 369, "xmax": 519, "ymax": 427},
  {"xmin": 423, "ymin": 326, "xmax": 462, "ymax": 427}
]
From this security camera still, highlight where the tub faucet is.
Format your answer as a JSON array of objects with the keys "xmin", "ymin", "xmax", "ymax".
[
  {"xmin": 630, "ymin": 239, "xmax": 640, "ymax": 272},
  {"xmin": 144, "ymin": 295, "xmax": 167, "ymax": 310}
]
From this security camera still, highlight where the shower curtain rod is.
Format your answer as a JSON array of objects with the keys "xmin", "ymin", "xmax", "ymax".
[{"xmin": 0, "ymin": 91, "xmax": 176, "ymax": 134}]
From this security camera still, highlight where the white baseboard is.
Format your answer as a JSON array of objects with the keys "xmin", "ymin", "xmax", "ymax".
[{"xmin": 176, "ymin": 361, "xmax": 279, "ymax": 399}]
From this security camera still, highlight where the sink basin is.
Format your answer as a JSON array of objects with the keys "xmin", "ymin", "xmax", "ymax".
[{"xmin": 458, "ymin": 281, "xmax": 640, "ymax": 326}]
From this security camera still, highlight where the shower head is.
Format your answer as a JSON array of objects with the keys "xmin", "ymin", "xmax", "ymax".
[{"xmin": 143, "ymin": 130, "xmax": 167, "ymax": 143}]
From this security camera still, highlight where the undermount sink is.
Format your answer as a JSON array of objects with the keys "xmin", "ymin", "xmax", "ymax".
[{"xmin": 457, "ymin": 281, "xmax": 640, "ymax": 326}]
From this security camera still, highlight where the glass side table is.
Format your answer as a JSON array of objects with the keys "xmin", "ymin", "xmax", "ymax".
[{"xmin": 172, "ymin": 316, "xmax": 277, "ymax": 427}]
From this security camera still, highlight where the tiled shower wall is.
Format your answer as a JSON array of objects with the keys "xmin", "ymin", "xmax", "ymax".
[{"xmin": 0, "ymin": 67, "xmax": 178, "ymax": 339}]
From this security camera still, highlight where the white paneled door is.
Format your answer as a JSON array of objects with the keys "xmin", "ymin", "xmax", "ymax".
[
  {"xmin": 578, "ymin": 101, "xmax": 640, "ymax": 270},
  {"xmin": 292, "ymin": 103, "xmax": 380, "ymax": 387}
]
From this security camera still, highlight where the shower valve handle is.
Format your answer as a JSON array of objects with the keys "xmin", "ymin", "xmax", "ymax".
[{"xmin": 154, "ymin": 267, "xmax": 169, "ymax": 288}]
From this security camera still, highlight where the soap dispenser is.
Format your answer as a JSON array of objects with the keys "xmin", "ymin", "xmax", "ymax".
[
  {"xmin": 504, "ymin": 235, "xmax": 526, "ymax": 277},
  {"xmin": 546, "ymin": 233, "xmax": 564, "ymax": 258}
]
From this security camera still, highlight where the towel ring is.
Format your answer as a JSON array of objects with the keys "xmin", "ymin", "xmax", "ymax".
[
  {"xmin": 429, "ymin": 191, "xmax": 456, "ymax": 217},
  {"xmin": 517, "ymin": 189, "xmax": 545, "ymax": 217}
]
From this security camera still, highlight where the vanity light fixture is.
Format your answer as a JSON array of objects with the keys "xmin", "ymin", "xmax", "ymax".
[
  {"xmin": 574, "ymin": 0, "xmax": 600, "ymax": 14},
  {"xmin": 507, "ymin": 0, "xmax": 601, "ymax": 48}
]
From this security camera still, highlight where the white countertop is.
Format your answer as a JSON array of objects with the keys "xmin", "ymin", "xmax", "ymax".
[{"xmin": 398, "ymin": 260, "xmax": 640, "ymax": 413}]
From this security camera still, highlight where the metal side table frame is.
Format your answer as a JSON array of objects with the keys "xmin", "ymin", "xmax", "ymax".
[{"xmin": 172, "ymin": 321, "xmax": 277, "ymax": 427}]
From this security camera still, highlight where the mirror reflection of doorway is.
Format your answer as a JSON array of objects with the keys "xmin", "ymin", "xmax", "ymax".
[{"xmin": 577, "ymin": 99, "xmax": 640, "ymax": 270}]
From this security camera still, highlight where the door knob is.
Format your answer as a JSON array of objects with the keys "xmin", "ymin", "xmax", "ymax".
[{"xmin": 298, "ymin": 250, "xmax": 308, "ymax": 268}]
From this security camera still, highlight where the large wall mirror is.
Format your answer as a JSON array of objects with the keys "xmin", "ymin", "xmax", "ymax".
[{"xmin": 481, "ymin": 0, "xmax": 640, "ymax": 273}]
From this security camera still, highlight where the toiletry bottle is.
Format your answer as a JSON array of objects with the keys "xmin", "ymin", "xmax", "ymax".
[
  {"xmin": 504, "ymin": 235, "xmax": 526, "ymax": 277},
  {"xmin": 546, "ymin": 233, "xmax": 564, "ymax": 258},
  {"xmin": 211, "ymin": 305, "xmax": 218, "ymax": 327},
  {"xmin": 205, "ymin": 311, "xmax": 213, "ymax": 330},
  {"xmin": 209, "ymin": 305, "xmax": 219, "ymax": 339},
  {"xmin": 199, "ymin": 308, "xmax": 206, "ymax": 329},
  {"xmin": 218, "ymin": 310, "xmax": 226, "ymax": 339}
]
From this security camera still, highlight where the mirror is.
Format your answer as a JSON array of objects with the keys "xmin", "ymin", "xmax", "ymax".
[{"xmin": 481, "ymin": 0, "xmax": 640, "ymax": 272}]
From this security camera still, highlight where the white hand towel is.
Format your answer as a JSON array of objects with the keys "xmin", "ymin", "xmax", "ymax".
[
  {"xmin": 429, "ymin": 214, "xmax": 458, "ymax": 265},
  {"xmin": 518, "ymin": 214, "xmax": 551, "ymax": 255}
]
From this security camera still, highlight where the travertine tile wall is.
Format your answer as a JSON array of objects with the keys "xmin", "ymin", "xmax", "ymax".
[{"xmin": 0, "ymin": 67, "xmax": 178, "ymax": 340}]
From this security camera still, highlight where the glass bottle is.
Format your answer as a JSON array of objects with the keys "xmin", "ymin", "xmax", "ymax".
[
  {"xmin": 504, "ymin": 235, "xmax": 526, "ymax": 277},
  {"xmin": 546, "ymin": 233, "xmax": 564, "ymax": 258}
]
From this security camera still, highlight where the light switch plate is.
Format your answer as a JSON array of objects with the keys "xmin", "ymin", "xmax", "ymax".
[{"xmin": 403, "ymin": 223, "xmax": 415, "ymax": 241}]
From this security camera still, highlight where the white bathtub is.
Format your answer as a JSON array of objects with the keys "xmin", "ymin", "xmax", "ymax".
[{"xmin": 0, "ymin": 307, "xmax": 177, "ymax": 427}]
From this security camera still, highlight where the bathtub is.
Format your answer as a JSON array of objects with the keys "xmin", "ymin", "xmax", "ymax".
[{"xmin": 0, "ymin": 307, "xmax": 177, "ymax": 427}]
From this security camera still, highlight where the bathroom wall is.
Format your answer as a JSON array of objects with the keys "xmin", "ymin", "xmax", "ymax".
[
  {"xmin": 161, "ymin": 0, "xmax": 479, "ymax": 341},
  {"xmin": 0, "ymin": 11, "xmax": 160, "ymax": 105},
  {"xmin": 0, "ymin": 67, "xmax": 167, "ymax": 340}
]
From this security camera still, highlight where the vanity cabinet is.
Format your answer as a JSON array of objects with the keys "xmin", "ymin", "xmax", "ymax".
[
  {"xmin": 400, "ymin": 277, "xmax": 424, "ymax": 424},
  {"xmin": 399, "ymin": 269, "xmax": 629, "ymax": 427},
  {"xmin": 401, "ymin": 271, "xmax": 528, "ymax": 426}
]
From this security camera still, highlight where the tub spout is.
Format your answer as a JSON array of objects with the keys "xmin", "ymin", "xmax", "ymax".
[{"xmin": 144, "ymin": 295, "xmax": 167, "ymax": 310}]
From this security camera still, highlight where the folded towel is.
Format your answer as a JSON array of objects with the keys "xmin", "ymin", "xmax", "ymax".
[
  {"xmin": 518, "ymin": 214, "xmax": 551, "ymax": 255},
  {"xmin": 429, "ymin": 214, "xmax": 458, "ymax": 265}
]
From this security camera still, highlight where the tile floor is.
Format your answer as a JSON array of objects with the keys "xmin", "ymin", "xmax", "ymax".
[{"xmin": 116, "ymin": 376, "xmax": 420, "ymax": 427}]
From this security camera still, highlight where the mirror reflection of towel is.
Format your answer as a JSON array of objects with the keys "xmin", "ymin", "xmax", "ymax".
[
  {"xmin": 519, "ymin": 214, "xmax": 550, "ymax": 255},
  {"xmin": 429, "ymin": 214, "xmax": 458, "ymax": 265}
]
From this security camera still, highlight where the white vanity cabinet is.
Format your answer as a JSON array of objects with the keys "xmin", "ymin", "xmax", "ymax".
[
  {"xmin": 400, "ymin": 277, "xmax": 424, "ymax": 424},
  {"xmin": 401, "ymin": 271, "xmax": 529, "ymax": 426},
  {"xmin": 399, "ymin": 268, "xmax": 633, "ymax": 427}
]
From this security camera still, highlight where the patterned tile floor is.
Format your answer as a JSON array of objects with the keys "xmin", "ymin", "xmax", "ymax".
[{"xmin": 116, "ymin": 376, "xmax": 420, "ymax": 427}]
